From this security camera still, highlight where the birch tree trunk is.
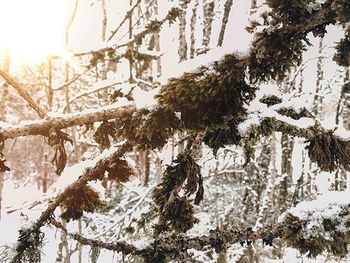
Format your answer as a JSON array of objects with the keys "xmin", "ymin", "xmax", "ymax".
[
  {"xmin": 178, "ymin": 0, "xmax": 189, "ymax": 62},
  {"xmin": 190, "ymin": 0, "xmax": 199, "ymax": 58},
  {"xmin": 46, "ymin": 56, "xmax": 54, "ymax": 111},
  {"xmin": 218, "ymin": 0, "xmax": 233, "ymax": 46},
  {"xmin": 255, "ymin": 133, "xmax": 277, "ymax": 229},
  {"xmin": 201, "ymin": 0, "xmax": 215, "ymax": 53}
]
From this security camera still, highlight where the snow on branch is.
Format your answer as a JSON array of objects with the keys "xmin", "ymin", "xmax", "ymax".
[
  {"xmin": 10, "ymin": 142, "xmax": 133, "ymax": 262},
  {"xmin": 239, "ymin": 97, "xmax": 350, "ymax": 172},
  {"xmin": 48, "ymin": 190, "xmax": 350, "ymax": 262},
  {"xmin": 278, "ymin": 190, "xmax": 350, "ymax": 257},
  {"xmin": 0, "ymin": 103, "xmax": 136, "ymax": 140}
]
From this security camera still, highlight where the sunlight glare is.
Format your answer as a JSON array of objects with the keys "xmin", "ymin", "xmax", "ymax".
[{"xmin": 0, "ymin": 0, "xmax": 69, "ymax": 65}]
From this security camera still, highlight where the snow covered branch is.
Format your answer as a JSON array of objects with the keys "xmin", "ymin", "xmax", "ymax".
[
  {"xmin": 49, "ymin": 190, "xmax": 350, "ymax": 261},
  {"xmin": 11, "ymin": 142, "xmax": 133, "ymax": 262},
  {"xmin": 0, "ymin": 104, "xmax": 136, "ymax": 140}
]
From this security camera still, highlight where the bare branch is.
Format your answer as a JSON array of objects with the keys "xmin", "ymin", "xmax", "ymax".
[
  {"xmin": 63, "ymin": 79, "xmax": 129, "ymax": 112},
  {"xmin": 107, "ymin": 0, "xmax": 142, "ymax": 41},
  {"xmin": 53, "ymin": 66, "xmax": 92, "ymax": 91},
  {"xmin": 0, "ymin": 69, "xmax": 46, "ymax": 118},
  {"xmin": 65, "ymin": 0, "xmax": 80, "ymax": 45}
]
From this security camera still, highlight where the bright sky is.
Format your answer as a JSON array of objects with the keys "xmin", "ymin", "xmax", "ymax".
[{"xmin": 0, "ymin": 0, "xmax": 70, "ymax": 65}]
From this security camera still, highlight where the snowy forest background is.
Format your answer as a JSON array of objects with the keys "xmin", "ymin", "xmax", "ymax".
[{"xmin": 0, "ymin": 0, "xmax": 350, "ymax": 262}]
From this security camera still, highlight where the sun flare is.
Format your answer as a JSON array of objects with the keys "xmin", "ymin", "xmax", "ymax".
[{"xmin": 0, "ymin": 0, "xmax": 70, "ymax": 65}]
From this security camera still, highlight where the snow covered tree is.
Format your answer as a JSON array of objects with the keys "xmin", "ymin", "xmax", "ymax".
[{"xmin": 1, "ymin": 0, "xmax": 350, "ymax": 262}]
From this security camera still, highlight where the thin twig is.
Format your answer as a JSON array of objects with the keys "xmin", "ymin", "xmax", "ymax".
[{"xmin": 107, "ymin": 0, "xmax": 142, "ymax": 41}]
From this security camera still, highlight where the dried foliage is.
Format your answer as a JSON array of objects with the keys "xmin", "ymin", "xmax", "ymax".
[
  {"xmin": 259, "ymin": 95, "xmax": 283, "ymax": 106},
  {"xmin": 334, "ymin": 30, "xmax": 350, "ymax": 67},
  {"xmin": 249, "ymin": 29, "xmax": 308, "ymax": 82},
  {"xmin": 266, "ymin": 0, "xmax": 315, "ymax": 24},
  {"xmin": 0, "ymin": 154, "xmax": 10, "ymax": 172},
  {"xmin": 153, "ymin": 154, "xmax": 203, "ymax": 233},
  {"xmin": 93, "ymin": 121, "xmax": 118, "ymax": 149},
  {"xmin": 61, "ymin": 185, "xmax": 105, "ymax": 221},
  {"xmin": 105, "ymin": 158, "xmax": 133, "ymax": 182},
  {"xmin": 247, "ymin": 0, "xmax": 338, "ymax": 82},
  {"xmin": 159, "ymin": 196, "xmax": 199, "ymax": 233},
  {"xmin": 306, "ymin": 131, "xmax": 350, "ymax": 172},
  {"xmin": 0, "ymin": 137, "xmax": 9, "ymax": 172},
  {"xmin": 341, "ymin": 81, "xmax": 350, "ymax": 95},
  {"xmin": 46, "ymin": 129, "xmax": 73, "ymax": 175},
  {"xmin": 332, "ymin": 0, "xmax": 350, "ymax": 24},
  {"xmin": 115, "ymin": 108, "xmax": 180, "ymax": 149},
  {"xmin": 203, "ymin": 118, "xmax": 241, "ymax": 154}
]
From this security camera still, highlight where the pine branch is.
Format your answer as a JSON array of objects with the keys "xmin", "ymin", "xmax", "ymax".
[
  {"xmin": 0, "ymin": 4, "xmax": 338, "ymax": 142},
  {"xmin": 11, "ymin": 142, "xmax": 132, "ymax": 262}
]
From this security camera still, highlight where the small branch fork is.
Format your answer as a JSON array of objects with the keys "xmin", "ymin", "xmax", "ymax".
[{"xmin": 27, "ymin": 142, "xmax": 133, "ymax": 235}]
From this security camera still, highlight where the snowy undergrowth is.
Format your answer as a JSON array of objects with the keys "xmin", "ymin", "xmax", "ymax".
[{"xmin": 280, "ymin": 190, "xmax": 350, "ymax": 240}]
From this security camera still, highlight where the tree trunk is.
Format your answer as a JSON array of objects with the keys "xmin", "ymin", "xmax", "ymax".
[
  {"xmin": 46, "ymin": 56, "xmax": 54, "ymax": 110},
  {"xmin": 78, "ymin": 218, "xmax": 82, "ymax": 263},
  {"xmin": 190, "ymin": 0, "xmax": 198, "ymax": 58},
  {"xmin": 178, "ymin": 1, "xmax": 189, "ymax": 62},
  {"xmin": 155, "ymin": 156, "xmax": 162, "ymax": 184},
  {"xmin": 313, "ymin": 37, "xmax": 324, "ymax": 117},
  {"xmin": 42, "ymin": 154, "xmax": 48, "ymax": 193},
  {"xmin": 144, "ymin": 149, "xmax": 150, "ymax": 186},
  {"xmin": 201, "ymin": 0, "xmax": 215, "ymax": 52},
  {"xmin": 255, "ymin": 133, "xmax": 277, "ymax": 229},
  {"xmin": 218, "ymin": 0, "xmax": 233, "ymax": 46}
]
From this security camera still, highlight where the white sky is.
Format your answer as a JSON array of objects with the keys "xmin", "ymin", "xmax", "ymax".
[{"xmin": 0, "ymin": 0, "xmax": 72, "ymax": 64}]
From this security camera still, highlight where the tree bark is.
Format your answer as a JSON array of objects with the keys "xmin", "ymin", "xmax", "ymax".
[
  {"xmin": 202, "ymin": 0, "xmax": 215, "ymax": 50},
  {"xmin": 0, "ymin": 104, "xmax": 135, "ymax": 140}
]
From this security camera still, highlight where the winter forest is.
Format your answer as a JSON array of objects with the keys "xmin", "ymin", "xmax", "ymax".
[{"xmin": 1, "ymin": 0, "xmax": 350, "ymax": 262}]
